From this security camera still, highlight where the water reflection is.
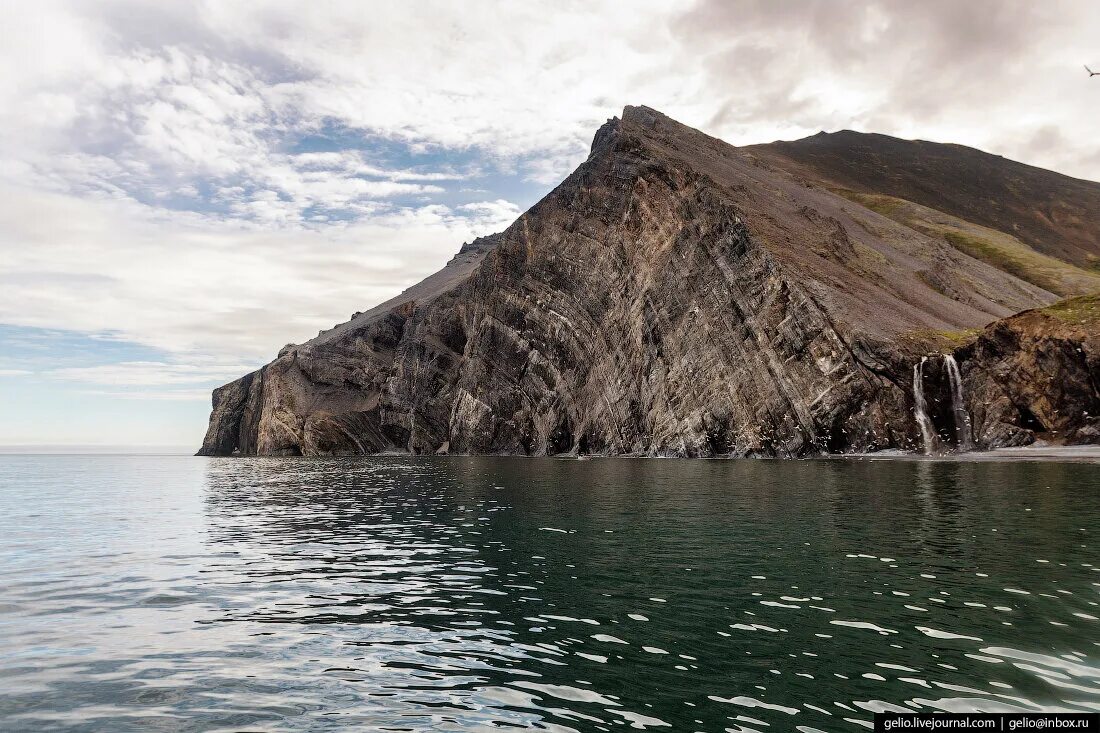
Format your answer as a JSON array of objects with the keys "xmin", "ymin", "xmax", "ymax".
[
  {"xmin": 196, "ymin": 458, "xmax": 1100, "ymax": 730},
  {"xmin": 0, "ymin": 455, "xmax": 1097, "ymax": 731}
]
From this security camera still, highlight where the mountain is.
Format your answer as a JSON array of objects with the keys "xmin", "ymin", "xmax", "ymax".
[
  {"xmin": 750, "ymin": 131, "xmax": 1100, "ymax": 295},
  {"xmin": 199, "ymin": 106, "xmax": 1100, "ymax": 457}
]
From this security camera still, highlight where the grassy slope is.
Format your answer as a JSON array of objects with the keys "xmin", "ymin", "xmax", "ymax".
[
  {"xmin": 1040, "ymin": 293, "xmax": 1100, "ymax": 328},
  {"xmin": 756, "ymin": 130, "xmax": 1100, "ymax": 268},
  {"xmin": 836, "ymin": 190, "xmax": 1100, "ymax": 298}
]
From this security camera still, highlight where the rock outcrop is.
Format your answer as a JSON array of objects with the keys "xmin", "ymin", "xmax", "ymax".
[
  {"xmin": 199, "ymin": 106, "xmax": 1099, "ymax": 457},
  {"xmin": 958, "ymin": 296, "xmax": 1100, "ymax": 448}
]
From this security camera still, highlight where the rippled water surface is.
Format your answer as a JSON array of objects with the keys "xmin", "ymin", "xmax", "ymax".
[{"xmin": 1, "ymin": 456, "xmax": 1098, "ymax": 731}]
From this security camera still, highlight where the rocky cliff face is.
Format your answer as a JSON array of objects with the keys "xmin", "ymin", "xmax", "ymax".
[
  {"xmin": 959, "ymin": 297, "xmax": 1100, "ymax": 448},
  {"xmin": 199, "ymin": 107, "xmax": 1099, "ymax": 457}
]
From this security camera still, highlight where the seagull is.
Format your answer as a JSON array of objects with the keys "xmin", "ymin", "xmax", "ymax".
[{"xmin": 1088, "ymin": 65, "xmax": 1100, "ymax": 77}]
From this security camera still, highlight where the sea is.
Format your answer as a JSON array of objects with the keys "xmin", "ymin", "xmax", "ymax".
[{"xmin": 1, "ymin": 453, "xmax": 1098, "ymax": 731}]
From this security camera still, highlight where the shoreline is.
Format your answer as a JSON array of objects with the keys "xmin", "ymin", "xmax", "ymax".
[
  {"xmin": 828, "ymin": 444, "xmax": 1100, "ymax": 463},
  {"xmin": 4, "ymin": 445, "xmax": 1099, "ymax": 463}
]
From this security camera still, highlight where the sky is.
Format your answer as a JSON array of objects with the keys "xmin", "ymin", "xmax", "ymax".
[{"xmin": 1, "ymin": 0, "xmax": 1098, "ymax": 447}]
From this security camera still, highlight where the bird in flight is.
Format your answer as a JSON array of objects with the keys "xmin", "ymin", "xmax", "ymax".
[{"xmin": 1088, "ymin": 65, "xmax": 1100, "ymax": 77}]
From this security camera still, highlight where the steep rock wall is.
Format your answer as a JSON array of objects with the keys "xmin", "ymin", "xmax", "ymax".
[{"xmin": 955, "ymin": 308, "xmax": 1100, "ymax": 448}]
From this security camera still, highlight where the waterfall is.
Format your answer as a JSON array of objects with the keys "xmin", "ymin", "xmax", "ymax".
[
  {"xmin": 943, "ymin": 354, "xmax": 973, "ymax": 451},
  {"xmin": 912, "ymin": 357, "xmax": 937, "ymax": 455}
]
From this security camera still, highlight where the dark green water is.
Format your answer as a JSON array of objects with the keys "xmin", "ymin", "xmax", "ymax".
[{"xmin": 1, "ymin": 456, "xmax": 1098, "ymax": 731}]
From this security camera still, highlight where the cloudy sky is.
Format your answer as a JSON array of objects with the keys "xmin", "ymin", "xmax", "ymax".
[{"xmin": 2, "ymin": 0, "xmax": 1098, "ymax": 447}]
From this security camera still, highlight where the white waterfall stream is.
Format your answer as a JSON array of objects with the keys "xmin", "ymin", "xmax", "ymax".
[
  {"xmin": 943, "ymin": 354, "xmax": 973, "ymax": 451},
  {"xmin": 912, "ymin": 355, "xmax": 973, "ymax": 454},
  {"xmin": 912, "ymin": 357, "xmax": 937, "ymax": 455}
]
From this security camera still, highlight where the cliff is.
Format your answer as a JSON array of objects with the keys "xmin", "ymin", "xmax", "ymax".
[
  {"xmin": 199, "ymin": 106, "xmax": 1099, "ymax": 457},
  {"xmin": 959, "ymin": 295, "xmax": 1100, "ymax": 447}
]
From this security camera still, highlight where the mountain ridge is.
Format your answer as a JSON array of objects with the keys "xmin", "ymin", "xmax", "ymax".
[{"xmin": 750, "ymin": 127, "xmax": 1100, "ymax": 269}]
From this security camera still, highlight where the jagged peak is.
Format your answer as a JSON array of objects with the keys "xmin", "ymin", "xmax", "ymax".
[
  {"xmin": 622, "ymin": 104, "xmax": 664, "ymax": 125},
  {"xmin": 456, "ymin": 232, "xmax": 502, "ymax": 257},
  {"xmin": 617, "ymin": 105, "xmax": 738, "ymax": 158},
  {"xmin": 589, "ymin": 115, "xmax": 621, "ymax": 155},
  {"xmin": 591, "ymin": 105, "xmax": 689, "ymax": 155}
]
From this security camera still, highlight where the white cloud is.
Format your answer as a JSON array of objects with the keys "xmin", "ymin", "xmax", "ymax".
[
  {"xmin": 49, "ymin": 361, "xmax": 255, "ymax": 386},
  {"xmin": 0, "ymin": 369, "xmax": 33, "ymax": 377},
  {"xmin": 77, "ymin": 389, "xmax": 216, "ymax": 401},
  {"xmin": 0, "ymin": 0, "xmax": 1097, "ymax": 384},
  {"xmin": 458, "ymin": 200, "xmax": 526, "ymax": 221},
  {"xmin": 72, "ymin": 387, "xmax": 214, "ymax": 400},
  {"xmin": 0, "ymin": 183, "xmax": 520, "ymax": 361},
  {"xmin": 1, "ymin": 36, "xmax": 485, "ymax": 227},
  {"xmin": 5, "ymin": 2, "xmax": 1096, "ymax": 212}
]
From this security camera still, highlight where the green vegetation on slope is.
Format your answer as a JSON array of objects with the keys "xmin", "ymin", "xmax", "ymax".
[
  {"xmin": 902, "ymin": 297, "xmax": 1100, "ymax": 349},
  {"xmin": 762, "ymin": 129, "xmax": 1100, "ymax": 269},
  {"xmin": 941, "ymin": 231, "xmax": 1051, "ymax": 291},
  {"xmin": 837, "ymin": 190, "xmax": 1100, "ymax": 298},
  {"xmin": 1040, "ymin": 293, "xmax": 1100, "ymax": 327},
  {"xmin": 899, "ymin": 327, "xmax": 982, "ymax": 352}
]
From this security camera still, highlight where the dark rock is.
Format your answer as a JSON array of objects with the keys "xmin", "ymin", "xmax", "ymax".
[{"xmin": 957, "ymin": 304, "xmax": 1100, "ymax": 448}]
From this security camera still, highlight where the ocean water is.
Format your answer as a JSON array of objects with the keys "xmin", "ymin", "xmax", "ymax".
[{"xmin": 1, "ymin": 455, "xmax": 1098, "ymax": 732}]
